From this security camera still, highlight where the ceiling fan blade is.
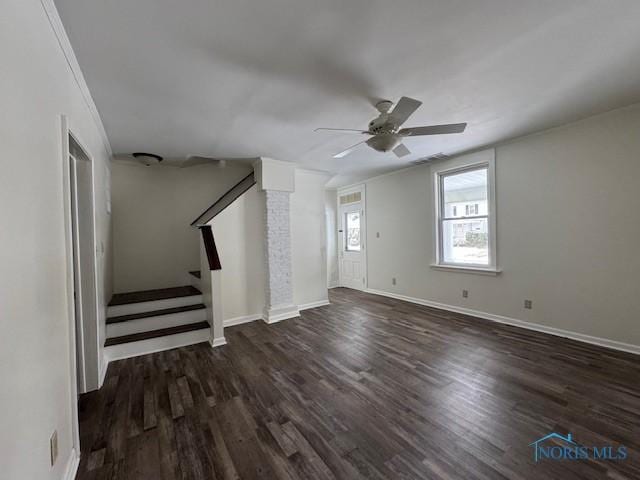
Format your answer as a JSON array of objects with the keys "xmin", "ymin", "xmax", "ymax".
[
  {"xmin": 390, "ymin": 96, "xmax": 423, "ymax": 126},
  {"xmin": 392, "ymin": 143, "xmax": 411, "ymax": 158},
  {"xmin": 181, "ymin": 156, "xmax": 226, "ymax": 168},
  {"xmin": 399, "ymin": 123, "xmax": 467, "ymax": 137},
  {"xmin": 315, "ymin": 128, "xmax": 369, "ymax": 134},
  {"xmin": 333, "ymin": 140, "xmax": 367, "ymax": 158}
]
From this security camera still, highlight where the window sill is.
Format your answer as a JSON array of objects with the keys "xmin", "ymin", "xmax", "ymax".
[{"xmin": 430, "ymin": 264, "xmax": 502, "ymax": 276}]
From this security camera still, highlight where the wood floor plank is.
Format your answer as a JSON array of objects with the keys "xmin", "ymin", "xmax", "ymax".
[{"xmin": 77, "ymin": 288, "xmax": 640, "ymax": 480}]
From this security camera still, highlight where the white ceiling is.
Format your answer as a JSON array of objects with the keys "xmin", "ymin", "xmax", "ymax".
[{"xmin": 55, "ymin": 0, "xmax": 640, "ymax": 186}]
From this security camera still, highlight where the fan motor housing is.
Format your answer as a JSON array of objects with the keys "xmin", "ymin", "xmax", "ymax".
[{"xmin": 368, "ymin": 114, "xmax": 396, "ymax": 134}]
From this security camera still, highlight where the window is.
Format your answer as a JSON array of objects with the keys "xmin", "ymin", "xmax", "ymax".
[
  {"xmin": 340, "ymin": 191, "xmax": 361, "ymax": 205},
  {"xmin": 436, "ymin": 161, "xmax": 496, "ymax": 270},
  {"xmin": 345, "ymin": 211, "xmax": 361, "ymax": 251}
]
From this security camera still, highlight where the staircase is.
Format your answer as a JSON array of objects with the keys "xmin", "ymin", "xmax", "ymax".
[
  {"xmin": 104, "ymin": 172, "xmax": 256, "ymax": 362},
  {"xmin": 105, "ymin": 284, "xmax": 210, "ymax": 361}
]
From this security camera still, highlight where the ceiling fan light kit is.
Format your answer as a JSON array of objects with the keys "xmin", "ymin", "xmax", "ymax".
[
  {"xmin": 366, "ymin": 134, "xmax": 401, "ymax": 153},
  {"xmin": 316, "ymin": 96, "xmax": 467, "ymax": 159}
]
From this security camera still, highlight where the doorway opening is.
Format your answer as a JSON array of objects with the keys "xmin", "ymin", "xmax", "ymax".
[{"xmin": 338, "ymin": 186, "xmax": 367, "ymax": 290}]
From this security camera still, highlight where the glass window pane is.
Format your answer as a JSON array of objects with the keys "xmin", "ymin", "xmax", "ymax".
[
  {"xmin": 442, "ymin": 167, "xmax": 487, "ymax": 218},
  {"xmin": 442, "ymin": 218, "xmax": 489, "ymax": 265},
  {"xmin": 345, "ymin": 211, "xmax": 361, "ymax": 251}
]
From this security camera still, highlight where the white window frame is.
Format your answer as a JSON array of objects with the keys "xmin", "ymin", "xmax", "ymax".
[{"xmin": 431, "ymin": 149, "xmax": 500, "ymax": 275}]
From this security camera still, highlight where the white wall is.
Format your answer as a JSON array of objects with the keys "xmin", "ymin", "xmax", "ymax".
[
  {"xmin": 211, "ymin": 169, "xmax": 329, "ymax": 323},
  {"xmin": 111, "ymin": 162, "xmax": 250, "ymax": 292},
  {"xmin": 291, "ymin": 170, "xmax": 331, "ymax": 306},
  {"xmin": 325, "ymin": 190, "xmax": 339, "ymax": 288},
  {"xmin": 364, "ymin": 103, "xmax": 640, "ymax": 349},
  {"xmin": 212, "ymin": 185, "xmax": 266, "ymax": 321},
  {"xmin": 0, "ymin": 1, "xmax": 112, "ymax": 479}
]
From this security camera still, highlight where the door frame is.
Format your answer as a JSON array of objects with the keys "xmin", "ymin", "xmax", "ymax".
[
  {"xmin": 61, "ymin": 115, "xmax": 101, "ymax": 456},
  {"xmin": 337, "ymin": 184, "xmax": 367, "ymax": 290}
]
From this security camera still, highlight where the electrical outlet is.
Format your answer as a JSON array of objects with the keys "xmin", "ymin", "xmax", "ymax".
[
  {"xmin": 524, "ymin": 299, "xmax": 533, "ymax": 309},
  {"xmin": 462, "ymin": 289, "xmax": 469, "ymax": 298},
  {"xmin": 392, "ymin": 277, "xmax": 396, "ymax": 286},
  {"xmin": 50, "ymin": 430, "xmax": 58, "ymax": 466}
]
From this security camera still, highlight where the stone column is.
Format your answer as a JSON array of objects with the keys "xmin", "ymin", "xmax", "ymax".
[{"xmin": 254, "ymin": 158, "xmax": 299, "ymax": 323}]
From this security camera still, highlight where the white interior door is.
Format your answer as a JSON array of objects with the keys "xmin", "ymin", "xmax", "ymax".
[
  {"xmin": 69, "ymin": 143, "xmax": 99, "ymax": 393},
  {"xmin": 338, "ymin": 188, "xmax": 366, "ymax": 290}
]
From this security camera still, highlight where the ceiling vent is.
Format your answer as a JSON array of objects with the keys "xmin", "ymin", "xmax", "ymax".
[
  {"xmin": 410, "ymin": 152, "xmax": 450, "ymax": 165},
  {"xmin": 427, "ymin": 152, "xmax": 451, "ymax": 162},
  {"xmin": 410, "ymin": 158, "xmax": 430, "ymax": 166}
]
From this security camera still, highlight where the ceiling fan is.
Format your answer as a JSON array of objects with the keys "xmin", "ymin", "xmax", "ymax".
[{"xmin": 315, "ymin": 97, "xmax": 467, "ymax": 159}]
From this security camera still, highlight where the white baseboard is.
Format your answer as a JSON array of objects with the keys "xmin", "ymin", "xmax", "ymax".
[
  {"xmin": 263, "ymin": 304, "xmax": 300, "ymax": 324},
  {"xmin": 223, "ymin": 300, "xmax": 330, "ymax": 329},
  {"xmin": 299, "ymin": 299, "xmax": 330, "ymax": 311},
  {"xmin": 210, "ymin": 336, "xmax": 227, "ymax": 348},
  {"xmin": 223, "ymin": 313, "xmax": 262, "ymax": 327},
  {"xmin": 365, "ymin": 288, "xmax": 640, "ymax": 356},
  {"xmin": 63, "ymin": 447, "xmax": 80, "ymax": 480}
]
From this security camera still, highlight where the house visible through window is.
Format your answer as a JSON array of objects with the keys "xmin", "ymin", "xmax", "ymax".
[
  {"xmin": 465, "ymin": 204, "xmax": 479, "ymax": 216},
  {"xmin": 437, "ymin": 164, "xmax": 492, "ymax": 266}
]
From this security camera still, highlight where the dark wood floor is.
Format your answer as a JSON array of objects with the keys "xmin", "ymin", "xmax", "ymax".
[{"xmin": 77, "ymin": 288, "xmax": 640, "ymax": 479}]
